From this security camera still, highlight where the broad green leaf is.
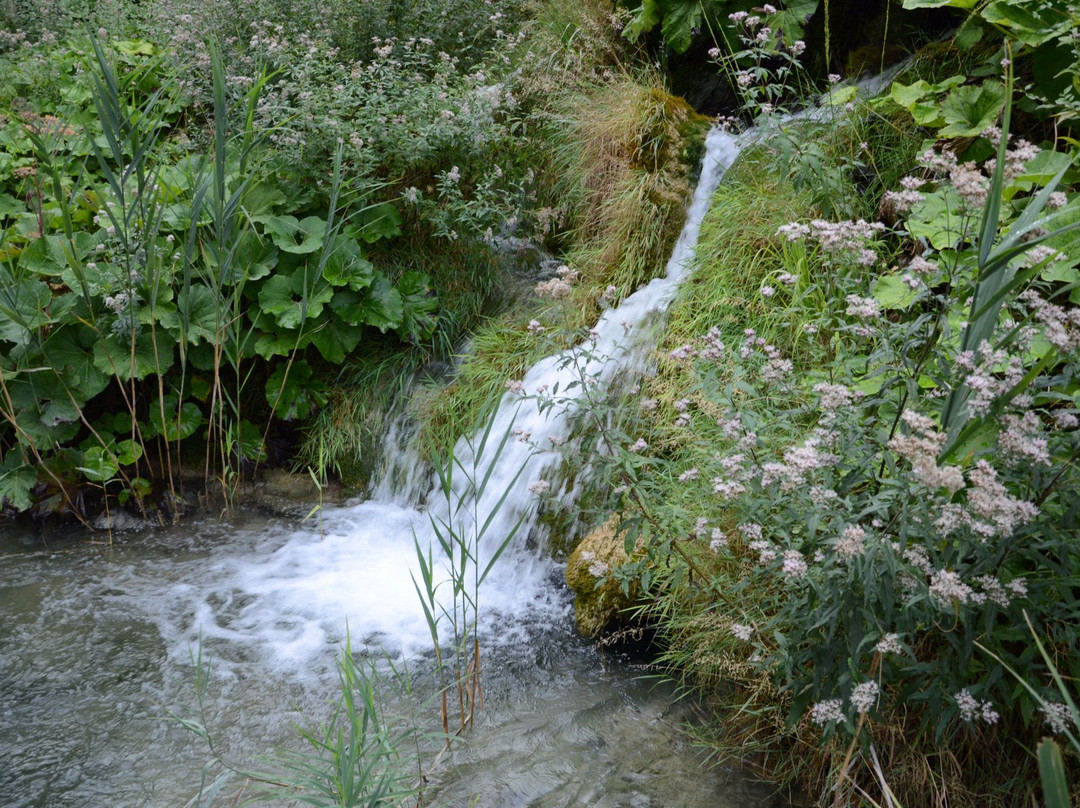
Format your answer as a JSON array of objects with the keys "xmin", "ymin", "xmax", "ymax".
[
  {"xmin": 873, "ymin": 275, "xmax": 919, "ymax": 311},
  {"xmin": 823, "ymin": 85, "xmax": 858, "ymax": 106},
  {"xmin": 2, "ymin": 374, "xmax": 78, "ymax": 446},
  {"xmin": 265, "ymin": 360, "xmax": 327, "ymax": 421},
  {"xmin": 938, "ymin": 81, "xmax": 1005, "ymax": 137},
  {"xmin": 395, "ymin": 271, "xmax": 439, "ymax": 342},
  {"xmin": 253, "ymin": 327, "xmax": 302, "ymax": 359},
  {"xmin": 328, "ymin": 289, "xmax": 367, "ymax": 326},
  {"xmin": 309, "ymin": 315, "xmax": 364, "ymax": 363},
  {"xmin": 353, "ymin": 203, "xmax": 402, "ymax": 244},
  {"xmin": 232, "ymin": 419, "xmax": 266, "ymax": 463},
  {"xmin": 890, "ymin": 80, "xmax": 934, "ymax": 109},
  {"xmin": 954, "ymin": 15, "xmax": 984, "ymax": 49},
  {"xmin": 77, "ymin": 446, "xmax": 120, "ymax": 483},
  {"xmin": 257, "ymin": 267, "xmax": 333, "ymax": 330},
  {"xmin": 114, "ymin": 438, "xmax": 143, "ymax": 466},
  {"xmin": 1007, "ymin": 148, "xmax": 1074, "ymax": 193},
  {"xmin": 262, "ymin": 215, "xmax": 327, "ymax": 254},
  {"xmin": 352, "ymin": 272, "xmax": 404, "ymax": 333},
  {"xmin": 658, "ymin": 0, "xmax": 703, "ymax": 53},
  {"xmin": 623, "ymin": 0, "xmax": 662, "ymax": 43},
  {"xmin": 982, "ymin": 0, "xmax": 1069, "ymax": 46},
  {"xmin": 0, "ymin": 453, "xmax": 35, "ymax": 511},
  {"xmin": 768, "ymin": 0, "xmax": 816, "ymax": 46},
  {"xmin": 256, "ymin": 275, "xmax": 299, "ymax": 328},
  {"xmin": 321, "ymin": 237, "xmax": 374, "ymax": 291},
  {"xmin": 41, "ymin": 326, "xmax": 110, "ymax": 399},
  {"xmin": 41, "ymin": 398, "xmax": 80, "ymax": 428},
  {"xmin": 147, "ymin": 396, "xmax": 204, "ymax": 441},
  {"xmin": 92, "ymin": 329, "xmax": 174, "ymax": 381},
  {"xmin": 1041, "ymin": 262, "xmax": 1079, "ymax": 284},
  {"xmin": 0, "ymin": 193, "xmax": 21, "ymax": 218},
  {"xmin": 18, "ymin": 233, "xmax": 96, "ymax": 277},
  {"xmin": 910, "ymin": 102, "xmax": 945, "ymax": 127},
  {"xmin": 0, "ymin": 275, "xmax": 52, "ymax": 345},
  {"xmin": 241, "ymin": 181, "xmax": 288, "ymax": 217},
  {"xmin": 203, "ymin": 228, "xmax": 278, "ymax": 283},
  {"xmin": 906, "ymin": 186, "xmax": 970, "ymax": 249},
  {"xmin": 113, "ymin": 39, "xmax": 156, "ymax": 55},
  {"xmin": 170, "ymin": 283, "xmax": 225, "ymax": 345}
]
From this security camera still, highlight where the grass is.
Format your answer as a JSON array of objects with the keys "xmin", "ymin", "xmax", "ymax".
[
  {"xmin": 297, "ymin": 236, "xmax": 504, "ymax": 486},
  {"xmin": 414, "ymin": 306, "xmax": 561, "ymax": 458},
  {"xmin": 548, "ymin": 78, "xmax": 707, "ymax": 295}
]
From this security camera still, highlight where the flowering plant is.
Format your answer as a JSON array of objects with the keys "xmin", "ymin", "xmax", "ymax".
[{"xmin": 524, "ymin": 78, "xmax": 1080, "ymax": 772}]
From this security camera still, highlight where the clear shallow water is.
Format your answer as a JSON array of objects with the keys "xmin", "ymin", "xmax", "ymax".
[
  {"xmin": 0, "ymin": 517, "xmax": 776, "ymax": 808},
  {"xmin": 0, "ymin": 126, "xmax": 774, "ymax": 807}
]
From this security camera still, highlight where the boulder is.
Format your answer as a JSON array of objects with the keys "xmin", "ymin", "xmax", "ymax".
[{"xmin": 565, "ymin": 517, "xmax": 640, "ymax": 637}]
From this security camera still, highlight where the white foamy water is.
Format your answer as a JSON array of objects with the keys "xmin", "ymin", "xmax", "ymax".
[{"xmin": 148, "ymin": 128, "xmax": 747, "ymax": 673}]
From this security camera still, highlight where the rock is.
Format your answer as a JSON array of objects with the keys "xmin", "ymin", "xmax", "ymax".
[
  {"xmin": 89, "ymin": 509, "xmax": 146, "ymax": 532},
  {"xmin": 240, "ymin": 468, "xmax": 346, "ymax": 515},
  {"xmin": 565, "ymin": 517, "xmax": 640, "ymax": 638}
]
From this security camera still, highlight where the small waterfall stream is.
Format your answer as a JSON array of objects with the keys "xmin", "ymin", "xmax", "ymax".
[{"xmin": 0, "ymin": 128, "xmax": 770, "ymax": 808}]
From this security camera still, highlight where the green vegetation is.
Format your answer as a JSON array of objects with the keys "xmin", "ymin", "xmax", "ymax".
[
  {"xmin": 0, "ymin": 0, "xmax": 546, "ymax": 519},
  {"xmin": 539, "ymin": 1, "xmax": 1080, "ymax": 804},
  {"xmin": 5, "ymin": 0, "xmax": 1080, "ymax": 804}
]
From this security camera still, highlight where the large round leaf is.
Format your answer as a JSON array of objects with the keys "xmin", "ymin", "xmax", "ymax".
[
  {"xmin": 265, "ymin": 360, "xmax": 327, "ymax": 421},
  {"xmin": 321, "ymin": 236, "xmax": 374, "ymax": 291},
  {"xmin": 262, "ymin": 215, "xmax": 327, "ymax": 254},
  {"xmin": 92, "ymin": 329, "xmax": 175, "ymax": 381},
  {"xmin": 257, "ymin": 267, "xmax": 333, "ymax": 329}
]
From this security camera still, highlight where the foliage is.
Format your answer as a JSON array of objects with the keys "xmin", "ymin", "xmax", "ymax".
[
  {"xmin": 0, "ymin": 0, "xmax": 556, "ymax": 517},
  {"xmin": 412, "ymin": 409, "xmax": 532, "ymax": 739},
  {"xmin": 902, "ymin": 0, "xmax": 1080, "ymax": 122},
  {"xmin": 0, "ymin": 34, "xmax": 449, "ymax": 518},
  {"xmin": 175, "ymin": 638, "xmax": 429, "ymax": 807},
  {"xmin": 622, "ymin": 0, "xmax": 818, "ymax": 56},
  {"xmin": 519, "ymin": 28, "xmax": 1080, "ymax": 805}
]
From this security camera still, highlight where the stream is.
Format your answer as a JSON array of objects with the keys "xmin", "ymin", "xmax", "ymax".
[{"xmin": 0, "ymin": 127, "xmax": 780, "ymax": 807}]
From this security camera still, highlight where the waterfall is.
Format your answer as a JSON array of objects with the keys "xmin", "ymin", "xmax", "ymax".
[
  {"xmin": 427, "ymin": 127, "xmax": 745, "ymax": 571},
  {"xmin": 150, "ymin": 126, "xmax": 748, "ymax": 671}
]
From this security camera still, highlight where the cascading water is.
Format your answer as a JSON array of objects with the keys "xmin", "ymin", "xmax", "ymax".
[
  {"xmin": 182, "ymin": 126, "xmax": 747, "ymax": 666},
  {"xmin": 0, "ymin": 127, "xmax": 760, "ymax": 808}
]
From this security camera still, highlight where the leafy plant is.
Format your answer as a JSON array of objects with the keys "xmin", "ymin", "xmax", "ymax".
[{"xmin": 412, "ymin": 404, "xmax": 532, "ymax": 739}]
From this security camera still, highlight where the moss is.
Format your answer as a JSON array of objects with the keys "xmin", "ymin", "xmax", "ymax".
[{"xmin": 565, "ymin": 516, "xmax": 642, "ymax": 637}]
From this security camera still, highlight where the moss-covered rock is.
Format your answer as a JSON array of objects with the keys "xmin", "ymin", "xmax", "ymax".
[{"xmin": 565, "ymin": 516, "xmax": 639, "ymax": 637}]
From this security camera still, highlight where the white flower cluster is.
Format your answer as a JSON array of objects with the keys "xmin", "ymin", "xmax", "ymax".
[
  {"xmin": 776, "ymin": 218, "xmax": 885, "ymax": 255},
  {"xmin": 955, "ymin": 340, "xmax": 1025, "ymax": 417},
  {"xmin": 888, "ymin": 410, "xmax": 965, "ymax": 494},
  {"xmin": 534, "ymin": 265, "xmax": 578, "ymax": 299},
  {"xmin": 1020, "ymin": 289, "xmax": 1080, "ymax": 352},
  {"xmin": 809, "ymin": 698, "xmax": 845, "ymax": 726},
  {"xmin": 933, "ymin": 460, "xmax": 1038, "ymax": 541},
  {"xmin": 834, "ymin": 525, "xmax": 866, "ymax": 560},
  {"xmin": 955, "ymin": 688, "xmax": 999, "ymax": 724},
  {"xmin": 850, "ymin": 681, "xmax": 880, "ymax": 714},
  {"xmin": 759, "ymin": 431, "xmax": 839, "ymax": 492},
  {"xmin": 874, "ymin": 633, "xmax": 903, "ymax": 655},
  {"xmin": 998, "ymin": 412, "xmax": 1049, "ymax": 467},
  {"xmin": 1041, "ymin": 702, "xmax": 1078, "ymax": 735},
  {"xmin": 730, "ymin": 623, "xmax": 754, "ymax": 641}
]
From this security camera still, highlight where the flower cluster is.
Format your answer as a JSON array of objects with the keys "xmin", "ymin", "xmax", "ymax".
[{"xmin": 535, "ymin": 265, "xmax": 579, "ymax": 299}]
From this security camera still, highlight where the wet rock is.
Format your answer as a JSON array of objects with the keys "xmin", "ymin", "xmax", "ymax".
[
  {"xmin": 89, "ymin": 509, "xmax": 147, "ymax": 532},
  {"xmin": 240, "ymin": 468, "xmax": 346, "ymax": 515},
  {"xmin": 565, "ymin": 516, "xmax": 641, "ymax": 637}
]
